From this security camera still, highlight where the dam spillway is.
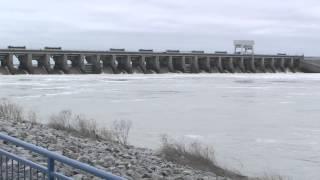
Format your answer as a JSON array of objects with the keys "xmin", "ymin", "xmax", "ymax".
[{"xmin": 0, "ymin": 47, "xmax": 316, "ymax": 75}]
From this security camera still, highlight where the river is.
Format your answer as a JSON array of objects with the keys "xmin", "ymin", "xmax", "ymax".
[{"xmin": 0, "ymin": 74, "xmax": 319, "ymax": 180}]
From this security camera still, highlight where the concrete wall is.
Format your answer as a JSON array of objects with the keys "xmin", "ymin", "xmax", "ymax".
[
  {"xmin": 300, "ymin": 57, "xmax": 320, "ymax": 73},
  {"xmin": 0, "ymin": 51, "xmax": 314, "ymax": 75}
]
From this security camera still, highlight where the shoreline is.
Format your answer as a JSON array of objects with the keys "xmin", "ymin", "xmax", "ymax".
[{"xmin": 0, "ymin": 117, "xmax": 230, "ymax": 180}]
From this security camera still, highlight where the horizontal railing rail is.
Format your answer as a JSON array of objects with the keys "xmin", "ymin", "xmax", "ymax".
[{"xmin": 0, "ymin": 133, "xmax": 124, "ymax": 180}]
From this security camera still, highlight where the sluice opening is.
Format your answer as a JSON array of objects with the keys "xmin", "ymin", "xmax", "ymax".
[
  {"xmin": 32, "ymin": 58, "xmax": 49, "ymax": 74},
  {"xmin": 116, "ymin": 56, "xmax": 131, "ymax": 74},
  {"xmin": 49, "ymin": 57, "xmax": 55, "ymax": 69},
  {"xmin": 184, "ymin": 58, "xmax": 192, "ymax": 73},
  {"xmin": 100, "ymin": 56, "xmax": 116, "ymax": 74},
  {"xmin": 221, "ymin": 58, "xmax": 234, "ymax": 73},
  {"xmin": 293, "ymin": 59, "xmax": 301, "ymax": 72},
  {"xmin": 83, "ymin": 57, "xmax": 95, "ymax": 74},
  {"xmin": 69, "ymin": 56, "xmax": 85, "ymax": 74},
  {"xmin": 264, "ymin": 59, "xmax": 275, "ymax": 73},
  {"xmin": 131, "ymin": 57, "xmax": 144, "ymax": 74},
  {"xmin": 232, "ymin": 58, "xmax": 243, "ymax": 73},
  {"xmin": 243, "ymin": 58, "xmax": 255, "ymax": 73},
  {"xmin": 52, "ymin": 56, "xmax": 65, "ymax": 74},
  {"xmin": 14, "ymin": 55, "xmax": 29, "ymax": 74},
  {"xmin": 172, "ymin": 57, "xmax": 184, "ymax": 73},
  {"xmin": 274, "ymin": 59, "xmax": 284, "ymax": 73},
  {"xmin": 284, "ymin": 58, "xmax": 292, "ymax": 73},
  {"xmin": 198, "ymin": 58, "xmax": 210, "ymax": 73},
  {"xmin": 32, "ymin": 60, "xmax": 38, "ymax": 67},
  {"xmin": 84, "ymin": 58, "xmax": 90, "ymax": 66},
  {"xmin": 254, "ymin": 59, "xmax": 265, "ymax": 73},
  {"xmin": 66, "ymin": 60, "xmax": 72, "ymax": 68},
  {"xmin": 159, "ymin": 57, "xmax": 172, "ymax": 73},
  {"xmin": 145, "ymin": 57, "xmax": 158, "ymax": 74},
  {"xmin": 209, "ymin": 58, "xmax": 220, "ymax": 73},
  {"xmin": 13, "ymin": 56, "xmax": 19, "ymax": 70},
  {"xmin": 0, "ymin": 57, "xmax": 10, "ymax": 75}
]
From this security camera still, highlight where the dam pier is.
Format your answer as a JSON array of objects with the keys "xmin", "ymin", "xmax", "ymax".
[{"xmin": 0, "ymin": 45, "xmax": 318, "ymax": 75}]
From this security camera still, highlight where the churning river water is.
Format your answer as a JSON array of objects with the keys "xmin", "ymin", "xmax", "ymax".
[{"xmin": 0, "ymin": 74, "xmax": 319, "ymax": 180}]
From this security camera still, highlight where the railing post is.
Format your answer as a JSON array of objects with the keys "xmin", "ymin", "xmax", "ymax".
[{"xmin": 48, "ymin": 158, "xmax": 55, "ymax": 180}]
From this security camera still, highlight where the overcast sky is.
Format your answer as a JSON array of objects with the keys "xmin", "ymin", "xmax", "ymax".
[{"xmin": 0, "ymin": 0, "xmax": 320, "ymax": 55}]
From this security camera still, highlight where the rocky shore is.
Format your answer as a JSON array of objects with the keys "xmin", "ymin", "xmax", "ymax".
[{"xmin": 0, "ymin": 118, "xmax": 229, "ymax": 180}]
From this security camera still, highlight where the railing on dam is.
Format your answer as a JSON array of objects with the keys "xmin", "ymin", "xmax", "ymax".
[
  {"xmin": 0, "ymin": 47, "xmax": 305, "ymax": 74},
  {"xmin": 0, "ymin": 133, "xmax": 124, "ymax": 180}
]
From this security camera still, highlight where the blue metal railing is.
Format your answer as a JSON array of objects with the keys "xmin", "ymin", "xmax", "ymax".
[{"xmin": 0, "ymin": 133, "xmax": 125, "ymax": 180}]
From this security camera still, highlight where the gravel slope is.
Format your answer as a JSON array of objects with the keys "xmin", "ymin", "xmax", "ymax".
[{"xmin": 0, "ymin": 118, "xmax": 227, "ymax": 180}]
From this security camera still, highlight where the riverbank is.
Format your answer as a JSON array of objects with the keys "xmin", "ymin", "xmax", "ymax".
[{"xmin": 0, "ymin": 116, "xmax": 234, "ymax": 180}]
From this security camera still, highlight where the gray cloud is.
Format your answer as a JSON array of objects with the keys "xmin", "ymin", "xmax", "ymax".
[{"xmin": 0, "ymin": 0, "xmax": 320, "ymax": 55}]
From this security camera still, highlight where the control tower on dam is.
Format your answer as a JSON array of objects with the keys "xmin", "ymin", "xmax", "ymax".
[{"xmin": 0, "ymin": 43, "xmax": 317, "ymax": 75}]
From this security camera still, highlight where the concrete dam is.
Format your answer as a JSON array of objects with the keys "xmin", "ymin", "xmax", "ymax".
[{"xmin": 0, "ymin": 47, "xmax": 318, "ymax": 75}]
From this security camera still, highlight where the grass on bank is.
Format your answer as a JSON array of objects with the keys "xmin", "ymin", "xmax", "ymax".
[
  {"xmin": 48, "ymin": 110, "xmax": 99, "ymax": 139},
  {"xmin": 48, "ymin": 110, "xmax": 132, "ymax": 145},
  {"xmin": 0, "ymin": 98, "xmax": 24, "ymax": 122},
  {"xmin": 0, "ymin": 99, "xmax": 132, "ymax": 145},
  {"xmin": 159, "ymin": 135, "xmax": 248, "ymax": 180},
  {"xmin": 158, "ymin": 136, "xmax": 292, "ymax": 180},
  {"xmin": 0, "ymin": 98, "xmax": 38, "ymax": 125},
  {"xmin": 252, "ymin": 175, "xmax": 291, "ymax": 180}
]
